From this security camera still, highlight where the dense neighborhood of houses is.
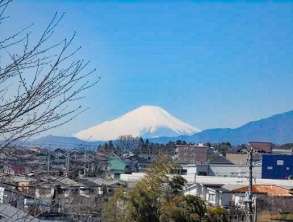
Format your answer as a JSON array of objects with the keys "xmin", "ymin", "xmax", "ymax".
[{"xmin": 0, "ymin": 140, "xmax": 291, "ymax": 221}]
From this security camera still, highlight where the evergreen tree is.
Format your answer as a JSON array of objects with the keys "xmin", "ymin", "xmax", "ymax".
[{"xmin": 102, "ymin": 156, "xmax": 212, "ymax": 222}]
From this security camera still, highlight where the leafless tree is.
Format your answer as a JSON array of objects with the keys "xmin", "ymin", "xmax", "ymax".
[
  {"xmin": 0, "ymin": 0, "xmax": 99, "ymax": 147},
  {"xmin": 116, "ymin": 135, "xmax": 141, "ymax": 152}
]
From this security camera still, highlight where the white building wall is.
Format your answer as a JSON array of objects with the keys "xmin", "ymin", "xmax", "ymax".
[
  {"xmin": 120, "ymin": 172, "xmax": 145, "ymax": 182},
  {"xmin": 181, "ymin": 164, "xmax": 197, "ymax": 175},
  {"xmin": 208, "ymin": 164, "xmax": 262, "ymax": 178},
  {"xmin": 120, "ymin": 173, "xmax": 293, "ymax": 187}
]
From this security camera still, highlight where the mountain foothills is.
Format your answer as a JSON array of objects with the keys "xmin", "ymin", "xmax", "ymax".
[
  {"xmin": 32, "ymin": 107, "xmax": 293, "ymax": 147},
  {"xmin": 30, "ymin": 135, "xmax": 101, "ymax": 150},
  {"xmin": 155, "ymin": 110, "xmax": 293, "ymax": 144}
]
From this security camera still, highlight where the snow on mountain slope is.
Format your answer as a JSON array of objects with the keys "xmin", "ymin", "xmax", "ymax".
[{"xmin": 75, "ymin": 105, "xmax": 199, "ymax": 141}]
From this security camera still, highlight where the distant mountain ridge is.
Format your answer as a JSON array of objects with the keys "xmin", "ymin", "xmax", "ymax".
[
  {"xmin": 31, "ymin": 109, "xmax": 293, "ymax": 147},
  {"xmin": 30, "ymin": 135, "xmax": 101, "ymax": 150},
  {"xmin": 152, "ymin": 110, "xmax": 293, "ymax": 144}
]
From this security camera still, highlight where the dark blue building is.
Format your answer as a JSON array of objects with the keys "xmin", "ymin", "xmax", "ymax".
[{"xmin": 262, "ymin": 154, "xmax": 293, "ymax": 179}]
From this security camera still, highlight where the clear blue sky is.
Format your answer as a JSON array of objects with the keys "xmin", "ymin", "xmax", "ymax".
[{"xmin": 4, "ymin": 0, "xmax": 293, "ymax": 136}]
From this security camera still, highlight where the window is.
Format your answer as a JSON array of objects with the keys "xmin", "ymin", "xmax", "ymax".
[
  {"xmin": 277, "ymin": 160, "xmax": 284, "ymax": 166},
  {"xmin": 208, "ymin": 193, "xmax": 216, "ymax": 202},
  {"xmin": 181, "ymin": 169, "xmax": 187, "ymax": 175}
]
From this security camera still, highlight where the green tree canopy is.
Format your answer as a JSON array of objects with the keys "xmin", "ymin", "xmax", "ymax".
[{"xmin": 103, "ymin": 156, "xmax": 210, "ymax": 222}]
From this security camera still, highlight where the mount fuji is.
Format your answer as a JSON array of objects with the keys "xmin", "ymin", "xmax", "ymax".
[{"xmin": 75, "ymin": 105, "xmax": 199, "ymax": 141}]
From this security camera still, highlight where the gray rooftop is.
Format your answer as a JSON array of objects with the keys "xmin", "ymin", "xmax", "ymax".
[{"xmin": 0, "ymin": 204, "xmax": 41, "ymax": 222}]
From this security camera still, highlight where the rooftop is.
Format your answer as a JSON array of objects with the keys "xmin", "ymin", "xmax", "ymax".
[{"xmin": 232, "ymin": 184, "xmax": 293, "ymax": 196}]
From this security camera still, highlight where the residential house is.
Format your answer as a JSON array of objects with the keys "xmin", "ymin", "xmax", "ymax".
[
  {"xmin": 3, "ymin": 164, "xmax": 26, "ymax": 175},
  {"xmin": 107, "ymin": 156, "xmax": 127, "ymax": 179},
  {"xmin": 231, "ymin": 184, "xmax": 293, "ymax": 208},
  {"xmin": 225, "ymin": 152, "xmax": 248, "ymax": 165},
  {"xmin": 208, "ymin": 164, "xmax": 262, "ymax": 178},
  {"xmin": 249, "ymin": 141, "xmax": 273, "ymax": 153},
  {"xmin": 184, "ymin": 183, "xmax": 244, "ymax": 207},
  {"xmin": 175, "ymin": 144, "xmax": 208, "ymax": 164},
  {"xmin": 225, "ymin": 150, "xmax": 262, "ymax": 165},
  {"xmin": 0, "ymin": 204, "xmax": 41, "ymax": 222},
  {"xmin": 137, "ymin": 153, "xmax": 156, "ymax": 171},
  {"xmin": 185, "ymin": 183, "xmax": 293, "ymax": 210}
]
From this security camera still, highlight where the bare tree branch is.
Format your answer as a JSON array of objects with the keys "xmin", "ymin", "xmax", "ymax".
[{"xmin": 0, "ymin": 1, "xmax": 99, "ymax": 147}]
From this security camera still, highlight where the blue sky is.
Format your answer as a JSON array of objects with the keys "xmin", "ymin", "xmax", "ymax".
[{"xmin": 4, "ymin": 1, "xmax": 293, "ymax": 136}]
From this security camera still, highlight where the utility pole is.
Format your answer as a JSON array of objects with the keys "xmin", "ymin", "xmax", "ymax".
[
  {"xmin": 247, "ymin": 146, "xmax": 254, "ymax": 222},
  {"xmin": 47, "ymin": 151, "xmax": 50, "ymax": 175},
  {"xmin": 65, "ymin": 151, "xmax": 70, "ymax": 177},
  {"xmin": 84, "ymin": 146, "xmax": 88, "ymax": 177}
]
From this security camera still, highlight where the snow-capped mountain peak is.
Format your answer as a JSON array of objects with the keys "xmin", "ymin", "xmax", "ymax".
[{"xmin": 75, "ymin": 105, "xmax": 199, "ymax": 141}]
